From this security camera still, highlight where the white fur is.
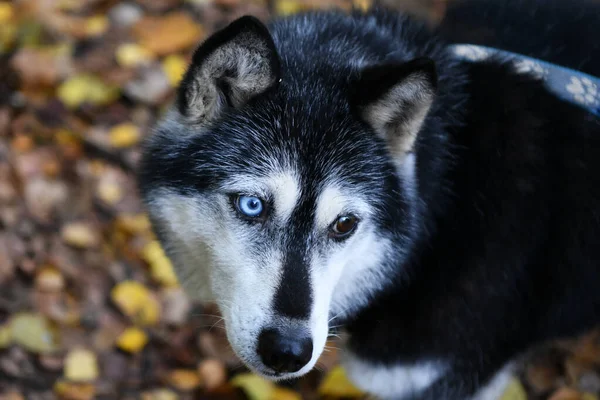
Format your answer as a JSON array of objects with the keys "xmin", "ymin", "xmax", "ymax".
[
  {"xmin": 266, "ymin": 172, "xmax": 301, "ymax": 222},
  {"xmin": 342, "ymin": 351, "xmax": 447, "ymax": 399}
]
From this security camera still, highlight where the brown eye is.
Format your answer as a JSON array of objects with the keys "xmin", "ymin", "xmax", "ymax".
[{"xmin": 329, "ymin": 215, "xmax": 359, "ymax": 239}]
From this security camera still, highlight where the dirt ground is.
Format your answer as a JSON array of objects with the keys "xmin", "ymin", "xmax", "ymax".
[{"xmin": 1, "ymin": 0, "xmax": 599, "ymax": 399}]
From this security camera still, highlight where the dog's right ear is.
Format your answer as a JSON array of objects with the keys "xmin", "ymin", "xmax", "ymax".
[{"xmin": 176, "ymin": 16, "xmax": 281, "ymax": 125}]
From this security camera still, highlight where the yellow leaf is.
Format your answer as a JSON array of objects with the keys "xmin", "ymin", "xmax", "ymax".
[
  {"xmin": 142, "ymin": 241, "xmax": 180, "ymax": 287},
  {"xmin": 64, "ymin": 349, "xmax": 99, "ymax": 382},
  {"xmin": 116, "ymin": 213, "xmax": 151, "ymax": 235},
  {"xmin": 275, "ymin": 0, "xmax": 305, "ymax": 16},
  {"xmin": 54, "ymin": 380, "xmax": 96, "ymax": 400},
  {"xmin": 318, "ymin": 366, "xmax": 364, "ymax": 398},
  {"xmin": 162, "ymin": 54, "xmax": 188, "ymax": 87},
  {"xmin": 111, "ymin": 281, "xmax": 161, "ymax": 325},
  {"xmin": 353, "ymin": 0, "xmax": 372, "ymax": 12},
  {"xmin": 270, "ymin": 387, "xmax": 302, "ymax": 400},
  {"xmin": 116, "ymin": 327, "xmax": 149, "ymax": 353},
  {"xmin": 97, "ymin": 180, "xmax": 123, "ymax": 205},
  {"xmin": 0, "ymin": 324, "xmax": 11, "ymax": 349},
  {"xmin": 116, "ymin": 43, "xmax": 155, "ymax": 68},
  {"xmin": 142, "ymin": 388, "xmax": 179, "ymax": 400},
  {"xmin": 0, "ymin": 3, "xmax": 14, "ymax": 23},
  {"xmin": 57, "ymin": 74, "xmax": 120, "ymax": 109},
  {"xmin": 167, "ymin": 369, "xmax": 202, "ymax": 391},
  {"xmin": 583, "ymin": 394, "xmax": 599, "ymax": 400},
  {"xmin": 35, "ymin": 265, "xmax": 66, "ymax": 292},
  {"xmin": 498, "ymin": 378, "xmax": 527, "ymax": 400},
  {"xmin": 109, "ymin": 122, "xmax": 141, "ymax": 148},
  {"xmin": 85, "ymin": 15, "xmax": 109, "ymax": 37},
  {"xmin": 231, "ymin": 373, "xmax": 275, "ymax": 400},
  {"xmin": 10, "ymin": 313, "xmax": 59, "ymax": 353},
  {"xmin": 61, "ymin": 222, "xmax": 99, "ymax": 248}
]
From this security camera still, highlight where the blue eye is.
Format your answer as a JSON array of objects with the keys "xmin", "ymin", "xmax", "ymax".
[{"xmin": 236, "ymin": 195, "xmax": 265, "ymax": 218}]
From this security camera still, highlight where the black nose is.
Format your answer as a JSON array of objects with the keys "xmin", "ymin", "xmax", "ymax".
[{"xmin": 257, "ymin": 328, "xmax": 313, "ymax": 373}]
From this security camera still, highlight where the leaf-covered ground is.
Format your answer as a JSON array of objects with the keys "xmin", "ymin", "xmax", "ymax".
[{"xmin": 1, "ymin": 0, "xmax": 599, "ymax": 399}]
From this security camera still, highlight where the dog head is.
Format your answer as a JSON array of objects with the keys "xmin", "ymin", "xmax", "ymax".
[{"xmin": 139, "ymin": 14, "xmax": 437, "ymax": 380}]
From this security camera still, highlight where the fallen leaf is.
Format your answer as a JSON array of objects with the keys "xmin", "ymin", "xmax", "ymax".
[
  {"xmin": 61, "ymin": 222, "xmax": 100, "ymax": 249},
  {"xmin": 498, "ymin": 378, "xmax": 527, "ymax": 400},
  {"xmin": 142, "ymin": 241, "xmax": 179, "ymax": 287},
  {"xmin": 35, "ymin": 265, "xmax": 66, "ymax": 292},
  {"xmin": 275, "ymin": 0, "xmax": 306, "ymax": 15},
  {"xmin": 141, "ymin": 388, "xmax": 179, "ymax": 400},
  {"xmin": 84, "ymin": 15, "xmax": 109, "ymax": 37},
  {"xmin": 353, "ymin": 0, "xmax": 372, "ymax": 11},
  {"xmin": 116, "ymin": 43, "xmax": 155, "ymax": 68},
  {"xmin": 64, "ymin": 348, "xmax": 99, "ymax": 382},
  {"xmin": 167, "ymin": 369, "xmax": 203, "ymax": 391},
  {"xmin": 0, "ymin": 324, "xmax": 11, "ymax": 349},
  {"xmin": 231, "ymin": 373, "xmax": 275, "ymax": 400},
  {"xmin": 54, "ymin": 380, "xmax": 97, "ymax": 400},
  {"xmin": 162, "ymin": 54, "xmax": 188, "ymax": 87},
  {"xmin": 109, "ymin": 122, "xmax": 141, "ymax": 148},
  {"xmin": 318, "ymin": 366, "xmax": 364, "ymax": 398},
  {"xmin": 96, "ymin": 179, "xmax": 123, "ymax": 205},
  {"xmin": 57, "ymin": 74, "xmax": 120, "ymax": 109},
  {"xmin": 111, "ymin": 280, "xmax": 161, "ymax": 325},
  {"xmin": 116, "ymin": 327, "xmax": 148, "ymax": 353},
  {"xmin": 0, "ymin": 3, "xmax": 14, "ymax": 23},
  {"xmin": 9, "ymin": 312, "xmax": 59, "ymax": 353},
  {"xmin": 270, "ymin": 387, "xmax": 302, "ymax": 400},
  {"xmin": 198, "ymin": 359, "xmax": 227, "ymax": 391},
  {"xmin": 133, "ymin": 13, "xmax": 204, "ymax": 56}
]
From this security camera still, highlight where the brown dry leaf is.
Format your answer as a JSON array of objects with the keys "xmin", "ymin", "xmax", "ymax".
[
  {"xmin": 231, "ymin": 373, "xmax": 275, "ymax": 400},
  {"xmin": 167, "ymin": 369, "xmax": 203, "ymax": 391},
  {"xmin": 11, "ymin": 47, "xmax": 71, "ymax": 89},
  {"xmin": 133, "ymin": 13, "xmax": 204, "ymax": 56},
  {"xmin": 111, "ymin": 280, "xmax": 160, "ymax": 325},
  {"xmin": 116, "ymin": 327, "xmax": 149, "ymax": 353},
  {"xmin": 318, "ymin": 366, "xmax": 364, "ymax": 398},
  {"xmin": 64, "ymin": 348, "xmax": 99, "ymax": 382},
  {"xmin": 61, "ymin": 222, "xmax": 100, "ymax": 249},
  {"xmin": 198, "ymin": 359, "xmax": 227, "ymax": 391}
]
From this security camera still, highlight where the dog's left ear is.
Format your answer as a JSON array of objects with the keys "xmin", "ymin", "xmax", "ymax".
[
  {"xmin": 176, "ymin": 16, "xmax": 281, "ymax": 125},
  {"xmin": 351, "ymin": 58, "xmax": 437, "ymax": 158}
]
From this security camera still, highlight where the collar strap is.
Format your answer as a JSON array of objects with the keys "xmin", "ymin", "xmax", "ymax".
[{"xmin": 449, "ymin": 44, "xmax": 600, "ymax": 117}]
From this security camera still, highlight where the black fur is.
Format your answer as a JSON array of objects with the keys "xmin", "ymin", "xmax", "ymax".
[{"xmin": 139, "ymin": 0, "xmax": 600, "ymax": 398}]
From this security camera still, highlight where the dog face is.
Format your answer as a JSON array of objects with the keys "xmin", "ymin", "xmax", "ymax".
[{"xmin": 139, "ymin": 15, "xmax": 436, "ymax": 380}]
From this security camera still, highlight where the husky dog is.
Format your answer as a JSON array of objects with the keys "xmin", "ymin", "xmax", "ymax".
[{"xmin": 138, "ymin": 0, "xmax": 600, "ymax": 398}]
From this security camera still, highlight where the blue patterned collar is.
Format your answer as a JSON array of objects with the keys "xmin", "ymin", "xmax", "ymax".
[{"xmin": 449, "ymin": 44, "xmax": 600, "ymax": 117}]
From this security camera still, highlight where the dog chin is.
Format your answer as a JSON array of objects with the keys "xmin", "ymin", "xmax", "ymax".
[{"xmin": 244, "ymin": 359, "xmax": 317, "ymax": 382}]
